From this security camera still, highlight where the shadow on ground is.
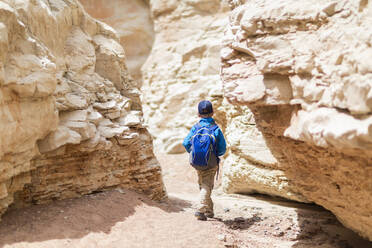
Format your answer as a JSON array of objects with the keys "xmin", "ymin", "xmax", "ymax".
[
  {"xmin": 0, "ymin": 189, "xmax": 191, "ymax": 246},
  {"xmin": 243, "ymin": 105, "xmax": 372, "ymax": 247},
  {"xmin": 217, "ymin": 214, "xmax": 263, "ymax": 231},
  {"xmin": 292, "ymin": 208, "xmax": 372, "ymax": 248},
  {"xmin": 211, "ymin": 192, "xmax": 372, "ymax": 248}
]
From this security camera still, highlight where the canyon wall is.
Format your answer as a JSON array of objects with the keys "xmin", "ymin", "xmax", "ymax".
[
  {"xmin": 0, "ymin": 0, "xmax": 165, "ymax": 218},
  {"xmin": 222, "ymin": 0, "xmax": 372, "ymax": 240},
  {"xmin": 140, "ymin": 0, "xmax": 306, "ymax": 202},
  {"xmin": 221, "ymin": 104, "xmax": 306, "ymax": 202},
  {"xmin": 141, "ymin": 0, "xmax": 230, "ymax": 153},
  {"xmin": 1, "ymin": 0, "xmax": 370, "ymax": 241},
  {"xmin": 79, "ymin": 0, "xmax": 154, "ymax": 81}
]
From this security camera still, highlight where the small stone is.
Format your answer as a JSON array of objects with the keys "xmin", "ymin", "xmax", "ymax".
[
  {"xmin": 93, "ymin": 100, "xmax": 116, "ymax": 110},
  {"xmin": 116, "ymin": 188, "xmax": 126, "ymax": 194},
  {"xmin": 234, "ymin": 217, "xmax": 245, "ymax": 222},
  {"xmin": 274, "ymin": 231, "xmax": 285, "ymax": 237},
  {"xmin": 217, "ymin": 234, "xmax": 226, "ymax": 241},
  {"xmin": 221, "ymin": 47, "xmax": 235, "ymax": 60},
  {"xmin": 322, "ymin": 1, "xmax": 338, "ymax": 16}
]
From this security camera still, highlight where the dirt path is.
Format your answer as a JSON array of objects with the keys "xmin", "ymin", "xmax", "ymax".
[{"xmin": 0, "ymin": 153, "xmax": 371, "ymax": 248}]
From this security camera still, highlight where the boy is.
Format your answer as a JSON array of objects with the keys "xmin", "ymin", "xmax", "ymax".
[{"xmin": 183, "ymin": 100, "xmax": 226, "ymax": 221}]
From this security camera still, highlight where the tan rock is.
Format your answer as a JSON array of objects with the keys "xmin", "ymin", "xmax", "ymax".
[
  {"xmin": 38, "ymin": 126, "xmax": 82, "ymax": 153},
  {"xmin": 133, "ymin": 0, "xmax": 307, "ymax": 206},
  {"xmin": 222, "ymin": 153, "xmax": 306, "ymax": 201},
  {"xmin": 222, "ymin": 0, "xmax": 372, "ymax": 240},
  {"xmin": 79, "ymin": 0, "xmax": 154, "ymax": 81},
  {"xmin": 141, "ymin": 0, "xmax": 230, "ymax": 153},
  {"xmin": 120, "ymin": 111, "xmax": 143, "ymax": 127},
  {"xmin": 220, "ymin": 102, "xmax": 307, "ymax": 202},
  {"xmin": 0, "ymin": 0, "xmax": 165, "ymax": 220}
]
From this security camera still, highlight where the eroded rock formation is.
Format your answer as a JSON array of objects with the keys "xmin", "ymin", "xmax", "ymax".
[
  {"xmin": 141, "ymin": 0, "xmax": 230, "ymax": 153},
  {"xmin": 222, "ymin": 0, "xmax": 372, "ymax": 240},
  {"xmin": 221, "ymin": 104, "xmax": 307, "ymax": 202},
  {"xmin": 0, "ymin": 0, "xmax": 165, "ymax": 218},
  {"xmin": 138, "ymin": 0, "xmax": 305, "ymax": 203},
  {"xmin": 79, "ymin": 0, "xmax": 154, "ymax": 81}
]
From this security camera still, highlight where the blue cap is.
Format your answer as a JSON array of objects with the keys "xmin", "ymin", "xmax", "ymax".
[{"xmin": 198, "ymin": 100, "xmax": 213, "ymax": 115}]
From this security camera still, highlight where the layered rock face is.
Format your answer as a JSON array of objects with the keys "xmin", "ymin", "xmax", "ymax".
[
  {"xmin": 222, "ymin": 0, "xmax": 372, "ymax": 240},
  {"xmin": 221, "ymin": 104, "xmax": 306, "ymax": 202},
  {"xmin": 139, "ymin": 0, "xmax": 305, "ymax": 202},
  {"xmin": 79, "ymin": 0, "xmax": 154, "ymax": 81},
  {"xmin": 0, "ymin": 0, "xmax": 165, "ymax": 218},
  {"xmin": 141, "ymin": 0, "xmax": 230, "ymax": 153}
]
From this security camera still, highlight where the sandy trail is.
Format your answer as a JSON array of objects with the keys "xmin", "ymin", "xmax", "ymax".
[{"xmin": 0, "ymin": 153, "xmax": 371, "ymax": 248}]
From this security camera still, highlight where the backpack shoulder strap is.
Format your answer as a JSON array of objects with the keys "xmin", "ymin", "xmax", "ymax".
[
  {"xmin": 192, "ymin": 123, "xmax": 204, "ymax": 137},
  {"xmin": 194, "ymin": 122, "xmax": 217, "ymax": 134},
  {"xmin": 210, "ymin": 124, "xmax": 218, "ymax": 131},
  {"xmin": 208, "ymin": 124, "xmax": 219, "ymax": 133},
  {"xmin": 194, "ymin": 122, "xmax": 202, "ymax": 131}
]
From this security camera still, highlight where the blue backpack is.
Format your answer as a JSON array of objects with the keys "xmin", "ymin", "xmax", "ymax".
[{"xmin": 190, "ymin": 123, "xmax": 219, "ymax": 170}]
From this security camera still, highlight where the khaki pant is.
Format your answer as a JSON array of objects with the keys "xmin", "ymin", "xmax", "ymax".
[{"xmin": 196, "ymin": 166, "xmax": 218, "ymax": 214}]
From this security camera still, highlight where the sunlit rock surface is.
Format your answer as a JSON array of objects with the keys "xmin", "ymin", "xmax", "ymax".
[
  {"xmin": 79, "ymin": 0, "xmax": 154, "ymax": 81},
  {"xmin": 222, "ymin": 0, "xmax": 372, "ymax": 240},
  {"xmin": 141, "ymin": 0, "xmax": 230, "ymax": 154},
  {"xmin": 139, "ymin": 0, "xmax": 305, "ymax": 203},
  {"xmin": 221, "ymin": 103, "xmax": 306, "ymax": 202},
  {"xmin": 0, "ymin": 0, "xmax": 165, "ymax": 219}
]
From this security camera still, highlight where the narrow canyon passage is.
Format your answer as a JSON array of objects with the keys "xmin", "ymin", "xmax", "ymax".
[
  {"xmin": 1, "ymin": 1, "xmax": 371, "ymax": 247},
  {"xmin": 0, "ymin": 152, "xmax": 370, "ymax": 248}
]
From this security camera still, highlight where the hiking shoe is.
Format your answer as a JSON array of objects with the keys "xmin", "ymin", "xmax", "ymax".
[
  {"xmin": 194, "ymin": 212, "xmax": 207, "ymax": 221},
  {"xmin": 205, "ymin": 212, "xmax": 214, "ymax": 218}
]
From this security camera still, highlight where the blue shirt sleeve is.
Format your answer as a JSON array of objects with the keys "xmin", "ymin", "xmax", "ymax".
[
  {"xmin": 183, "ymin": 126, "xmax": 196, "ymax": 153},
  {"xmin": 215, "ymin": 127, "xmax": 226, "ymax": 157}
]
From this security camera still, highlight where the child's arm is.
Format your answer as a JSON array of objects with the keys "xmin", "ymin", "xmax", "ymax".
[
  {"xmin": 182, "ymin": 126, "xmax": 197, "ymax": 153},
  {"xmin": 215, "ymin": 128, "xmax": 227, "ymax": 157}
]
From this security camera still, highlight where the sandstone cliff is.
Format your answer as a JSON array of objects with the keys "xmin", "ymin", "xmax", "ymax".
[
  {"xmin": 79, "ymin": 0, "xmax": 154, "ymax": 82},
  {"xmin": 0, "ymin": 0, "xmax": 165, "ymax": 218},
  {"xmin": 221, "ymin": 103, "xmax": 307, "ymax": 202},
  {"xmin": 138, "ymin": 0, "xmax": 306, "ymax": 203},
  {"xmin": 222, "ymin": 0, "xmax": 372, "ymax": 240},
  {"xmin": 141, "ymin": 0, "xmax": 230, "ymax": 153}
]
